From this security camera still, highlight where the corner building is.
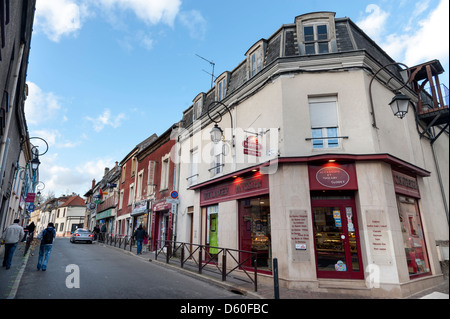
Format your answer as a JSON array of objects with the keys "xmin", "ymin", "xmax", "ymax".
[{"xmin": 174, "ymin": 12, "xmax": 449, "ymax": 298}]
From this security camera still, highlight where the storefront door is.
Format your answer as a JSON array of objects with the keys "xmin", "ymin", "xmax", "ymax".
[{"xmin": 311, "ymin": 196, "xmax": 363, "ymax": 279}]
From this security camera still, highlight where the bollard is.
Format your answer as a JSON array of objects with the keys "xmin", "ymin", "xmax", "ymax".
[{"xmin": 273, "ymin": 258, "xmax": 280, "ymax": 299}]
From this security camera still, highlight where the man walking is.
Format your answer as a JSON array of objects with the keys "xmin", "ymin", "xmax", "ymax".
[
  {"xmin": 1, "ymin": 219, "xmax": 25, "ymax": 270},
  {"xmin": 37, "ymin": 223, "xmax": 56, "ymax": 271}
]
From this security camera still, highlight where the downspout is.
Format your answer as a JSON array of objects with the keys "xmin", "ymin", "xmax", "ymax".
[
  {"xmin": 172, "ymin": 127, "xmax": 182, "ymax": 244},
  {"xmin": 431, "ymin": 143, "xmax": 449, "ymax": 224}
]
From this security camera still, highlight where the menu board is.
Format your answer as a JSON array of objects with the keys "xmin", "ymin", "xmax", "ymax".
[
  {"xmin": 289, "ymin": 210, "xmax": 310, "ymax": 262},
  {"xmin": 366, "ymin": 210, "xmax": 392, "ymax": 265}
]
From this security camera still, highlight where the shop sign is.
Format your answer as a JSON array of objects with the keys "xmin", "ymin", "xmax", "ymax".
[
  {"xmin": 309, "ymin": 163, "xmax": 358, "ymax": 190},
  {"xmin": 201, "ymin": 173, "xmax": 269, "ymax": 206},
  {"xmin": 153, "ymin": 200, "xmax": 171, "ymax": 212},
  {"xmin": 243, "ymin": 136, "xmax": 261, "ymax": 157},
  {"xmin": 25, "ymin": 193, "xmax": 36, "ymax": 203},
  {"xmin": 392, "ymin": 170, "xmax": 420, "ymax": 198}
]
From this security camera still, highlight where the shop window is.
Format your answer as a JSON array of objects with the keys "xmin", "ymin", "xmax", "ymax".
[
  {"xmin": 397, "ymin": 195, "xmax": 431, "ymax": 278},
  {"xmin": 239, "ymin": 196, "xmax": 272, "ymax": 272},
  {"xmin": 308, "ymin": 96, "xmax": 339, "ymax": 149}
]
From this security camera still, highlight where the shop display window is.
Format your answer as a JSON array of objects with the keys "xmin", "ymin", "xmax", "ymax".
[
  {"xmin": 397, "ymin": 195, "xmax": 430, "ymax": 278},
  {"xmin": 239, "ymin": 196, "xmax": 272, "ymax": 272}
]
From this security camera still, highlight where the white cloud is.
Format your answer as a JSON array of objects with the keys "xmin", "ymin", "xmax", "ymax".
[
  {"xmin": 85, "ymin": 109, "xmax": 126, "ymax": 132},
  {"xmin": 24, "ymin": 82, "xmax": 62, "ymax": 125},
  {"xmin": 179, "ymin": 10, "xmax": 207, "ymax": 40},
  {"xmin": 35, "ymin": 0, "xmax": 89, "ymax": 42},
  {"xmin": 356, "ymin": 4, "xmax": 390, "ymax": 42},
  {"xmin": 95, "ymin": 0, "xmax": 181, "ymax": 26}
]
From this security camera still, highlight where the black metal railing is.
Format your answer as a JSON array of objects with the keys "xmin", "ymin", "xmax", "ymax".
[
  {"xmin": 104, "ymin": 233, "xmax": 134, "ymax": 252},
  {"xmin": 155, "ymin": 240, "xmax": 258, "ymax": 292}
]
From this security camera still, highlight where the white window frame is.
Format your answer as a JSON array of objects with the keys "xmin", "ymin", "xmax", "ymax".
[
  {"xmin": 210, "ymin": 141, "xmax": 223, "ymax": 178},
  {"xmin": 160, "ymin": 154, "xmax": 170, "ymax": 191},
  {"xmin": 308, "ymin": 96, "xmax": 340, "ymax": 149},
  {"xmin": 188, "ymin": 148, "xmax": 199, "ymax": 186}
]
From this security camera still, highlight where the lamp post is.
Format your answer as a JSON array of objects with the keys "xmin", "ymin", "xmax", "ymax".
[
  {"xmin": 207, "ymin": 101, "xmax": 235, "ymax": 147},
  {"xmin": 369, "ymin": 62, "xmax": 412, "ymax": 127}
]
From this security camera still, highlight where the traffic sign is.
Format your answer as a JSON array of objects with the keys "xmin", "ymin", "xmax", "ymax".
[
  {"xmin": 170, "ymin": 191, "xmax": 178, "ymax": 199},
  {"xmin": 166, "ymin": 198, "xmax": 180, "ymax": 204},
  {"xmin": 28, "ymin": 203, "xmax": 35, "ymax": 212}
]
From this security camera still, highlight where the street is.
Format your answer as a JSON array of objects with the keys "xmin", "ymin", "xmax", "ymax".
[{"xmin": 14, "ymin": 238, "xmax": 249, "ymax": 299}]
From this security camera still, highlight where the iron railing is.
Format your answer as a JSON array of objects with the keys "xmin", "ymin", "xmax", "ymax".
[
  {"xmin": 155, "ymin": 240, "xmax": 258, "ymax": 292},
  {"xmin": 104, "ymin": 233, "xmax": 134, "ymax": 252}
]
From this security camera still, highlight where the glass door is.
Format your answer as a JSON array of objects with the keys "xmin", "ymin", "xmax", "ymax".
[{"xmin": 312, "ymin": 197, "xmax": 363, "ymax": 279}]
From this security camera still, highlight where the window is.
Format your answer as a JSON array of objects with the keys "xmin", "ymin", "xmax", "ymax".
[
  {"xmin": 131, "ymin": 157, "xmax": 136, "ymax": 177},
  {"xmin": 121, "ymin": 164, "xmax": 126, "ymax": 183},
  {"xmin": 188, "ymin": 148, "xmax": 199, "ymax": 186},
  {"xmin": 193, "ymin": 95, "xmax": 203, "ymax": 121},
  {"xmin": 119, "ymin": 190, "xmax": 124, "ymax": 210},
  {"xmin": 397, "ymin": 196, "xmax": 430, "ymax": 278},
  {"xmin": 210, "ymin": 142, "xmax": 223, "ymax": 177},
  {"xmin": 215, "ymin": 73, "xmax": 229, "ymax": 102},
  {"xmin": 147, "ymin": 160, "xmax": 156, "ymax": 194},
  {"xmin": 160, "ymin": 154, "xmax": 170, "ymax": 190},
  {"xmin": 309, "ymin": 96, "xmax": 339, "ymax": 149},
  {"xmin": 128, "ymin": 184, "xmax": 134, "ymax": 205},
  {"xmin": 303, "ymin": 24, "xmax": 329, "ymax": 55},
  {"xmin": 136, "ymin": 171, "xmax": 143, "ymax": 201},
  {"xmin": 250, "ymin": 50, "xmax": 263, "ymax": 77},
  {"xmin": 218, "ymin": 78, "xmax": 226, "ymax": 101}
]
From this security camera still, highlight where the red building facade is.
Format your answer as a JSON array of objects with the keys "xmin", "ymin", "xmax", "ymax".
[{"xmin": 135, "ymin": 126, "xmax": 177, "ymax": 250}]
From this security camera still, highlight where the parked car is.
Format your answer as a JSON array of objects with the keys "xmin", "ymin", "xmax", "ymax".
[{"xmin": 70, "ymin": 228, "xmax": 94, "ymax": 244}]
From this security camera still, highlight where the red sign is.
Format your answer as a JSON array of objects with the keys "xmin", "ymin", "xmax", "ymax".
[
  {"xmin": 243, "ymin": 137, "xmax": 261, "ymax": 157},
  {"xmin": 309, "ymin": 163, "xmax": 358, "ymax": 190},
  {"xmin": 25, "ymin": 193, "xmax": 36, "ymax": 203},
  {"xmin": 200, "ymin": 173, "xmax": 269, "ymax": 206}
]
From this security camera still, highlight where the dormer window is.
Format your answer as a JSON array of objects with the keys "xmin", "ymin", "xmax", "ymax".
[
  {"xmin": 193, "ymin": 93, "xmax": 204, "ymax": 121},
  {"xmin": 296, "ymin": 12, "xmax": 337, "ymax": 56},
  {"xmin": 215, "ymin": 72, "xmax": 229, "ymax": 102},
  {"xmin": 304, "ymin": 24, "xmax": 329, "ymax": 54},
  {"xmin": 246, "ymin": 40, "xmax": 266, "ymax": 79}
]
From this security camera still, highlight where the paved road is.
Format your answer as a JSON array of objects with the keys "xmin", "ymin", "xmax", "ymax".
[{"xmin": 15, "ymin": 238, "xmax": 248, "ymax": 299}]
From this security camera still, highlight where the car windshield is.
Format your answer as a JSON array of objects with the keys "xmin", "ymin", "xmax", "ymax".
[{"xmin": 77, "ymin": 229, "xmax": 90, "ymax": 233}]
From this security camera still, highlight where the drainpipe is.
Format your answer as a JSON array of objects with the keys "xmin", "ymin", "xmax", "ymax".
[
  {"xmin": 172, "ymin": 125, "xmax": 182, "ymax": 244},
  {"xmin": 431, "ymin": 143, "xmax": 449, "ymax": 224}
]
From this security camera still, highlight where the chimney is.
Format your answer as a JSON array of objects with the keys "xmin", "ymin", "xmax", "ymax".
[
  {"xmin": 104, "ymin": 167, "xmax": 110, "ymax": 176},
  {"xmin": 92, "ymin": 179, "xmax": 96, "ymax": 189}
]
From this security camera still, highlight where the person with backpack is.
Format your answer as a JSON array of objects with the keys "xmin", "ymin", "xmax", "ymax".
[
  {"xmin": 133, "ymin": 224, "xmax": 148, "ymax": 255},
  {"xmin": 36, "ymin": 223, "xmax": 56, "ymax": 271}
]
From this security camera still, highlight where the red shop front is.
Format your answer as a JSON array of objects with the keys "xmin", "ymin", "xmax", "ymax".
[
  {"xmin": 199, "ymin": 171, "xmax": 272, "ymax": 272},
  {"xmin": 308, "ymin": 162, "xmax": 364, "ymax": 280},
  {"xmin": 150, "ymin": 200, "xmax": 172, "ymax": 251}
]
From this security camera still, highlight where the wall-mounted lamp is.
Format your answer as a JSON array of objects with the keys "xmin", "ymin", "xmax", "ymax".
[
  {"xmin": 369, "ymin": 62, "xmax": 412, "ymax": 127},
  {"xmin": 207, "ymin": 101, "xmax": 235, "ymax": 147}
]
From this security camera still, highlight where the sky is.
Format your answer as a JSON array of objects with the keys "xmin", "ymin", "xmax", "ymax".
[{"xmin": 24, "ymin": 0, "xmax": 449, "ymax": 198}]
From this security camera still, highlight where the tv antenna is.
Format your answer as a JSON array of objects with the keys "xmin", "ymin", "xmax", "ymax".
[{"xmin": 196, "ymin": 54, "xmax": 216, "ymax": 88}]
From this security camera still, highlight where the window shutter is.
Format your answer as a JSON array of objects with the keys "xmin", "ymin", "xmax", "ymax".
[
  {"xmin": 148, "ymin": 161, "xmax": 156, "ymax": 194},
  {"xmin": 309, "ymin": 97, "xmax": 338, "ymax": 128}
]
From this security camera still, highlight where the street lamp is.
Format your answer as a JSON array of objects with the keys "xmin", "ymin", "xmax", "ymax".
[
  {"xmin": 369, "ymin": 62, "xmax": 412, "ymax": 127},
  {"xmin": 389, "ymin": 92, "xmax": 410, "ymax": 119},
  {"xmin": 207, "ymin": 101, "xmax": 235, "ymax": 147},
  {"xmin": 30, "ymin": 156, "xmax": 40, "ymax": 171}
]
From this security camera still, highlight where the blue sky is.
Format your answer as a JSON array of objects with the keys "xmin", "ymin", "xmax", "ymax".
[{"xmin": 24, "ymin": 0, "xmax": 449, "ymax": 198}]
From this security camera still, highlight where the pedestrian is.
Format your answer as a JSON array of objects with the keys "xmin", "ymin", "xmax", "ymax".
[
  {"xmin": 36, "ymin": 223, "xmax": 56, "ymax": 271},
  {"xmin": 93, "ymin": 224, "xmax": 100, "ymax": 241},
  {"xmin": 100, "ymin": 223, "xmax": 107, "ymax": 242},
  {"xmin": 142, "ymin": 227, "xmax": 149, "ymax": 253},
  {"xmin": 133, "ymin": 224, "xmax": 147, "ymax": 255},
  {"xmin": 24, "ymin": 221, "xmax": 36, "ymax": 256},
  {"xmin": 1, "ymin": 219, "xmax": 25, "ymax": 270}
]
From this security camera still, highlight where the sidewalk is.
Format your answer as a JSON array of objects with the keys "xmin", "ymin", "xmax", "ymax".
[
  {"xmin": 0, "ymin": 242, "xmax": 33, "ymax": 299},
  {"xmin": 100, "ymin": 241, "xmax": 449, "ymax": 300}
]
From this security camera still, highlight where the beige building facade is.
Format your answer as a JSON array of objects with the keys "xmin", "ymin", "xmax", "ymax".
[{"xmin": 173, "ymin": 12, "xmax": 448, "ymax": 298}]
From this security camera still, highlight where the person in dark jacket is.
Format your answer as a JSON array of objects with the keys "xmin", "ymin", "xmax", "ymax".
[
  {"xmin": 133, "ymin": 224, "xmax": 148, "ymax": 255},
  {"xmin": 36, "ymin": 223, "xmax": 56, "ymax": 271}
]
